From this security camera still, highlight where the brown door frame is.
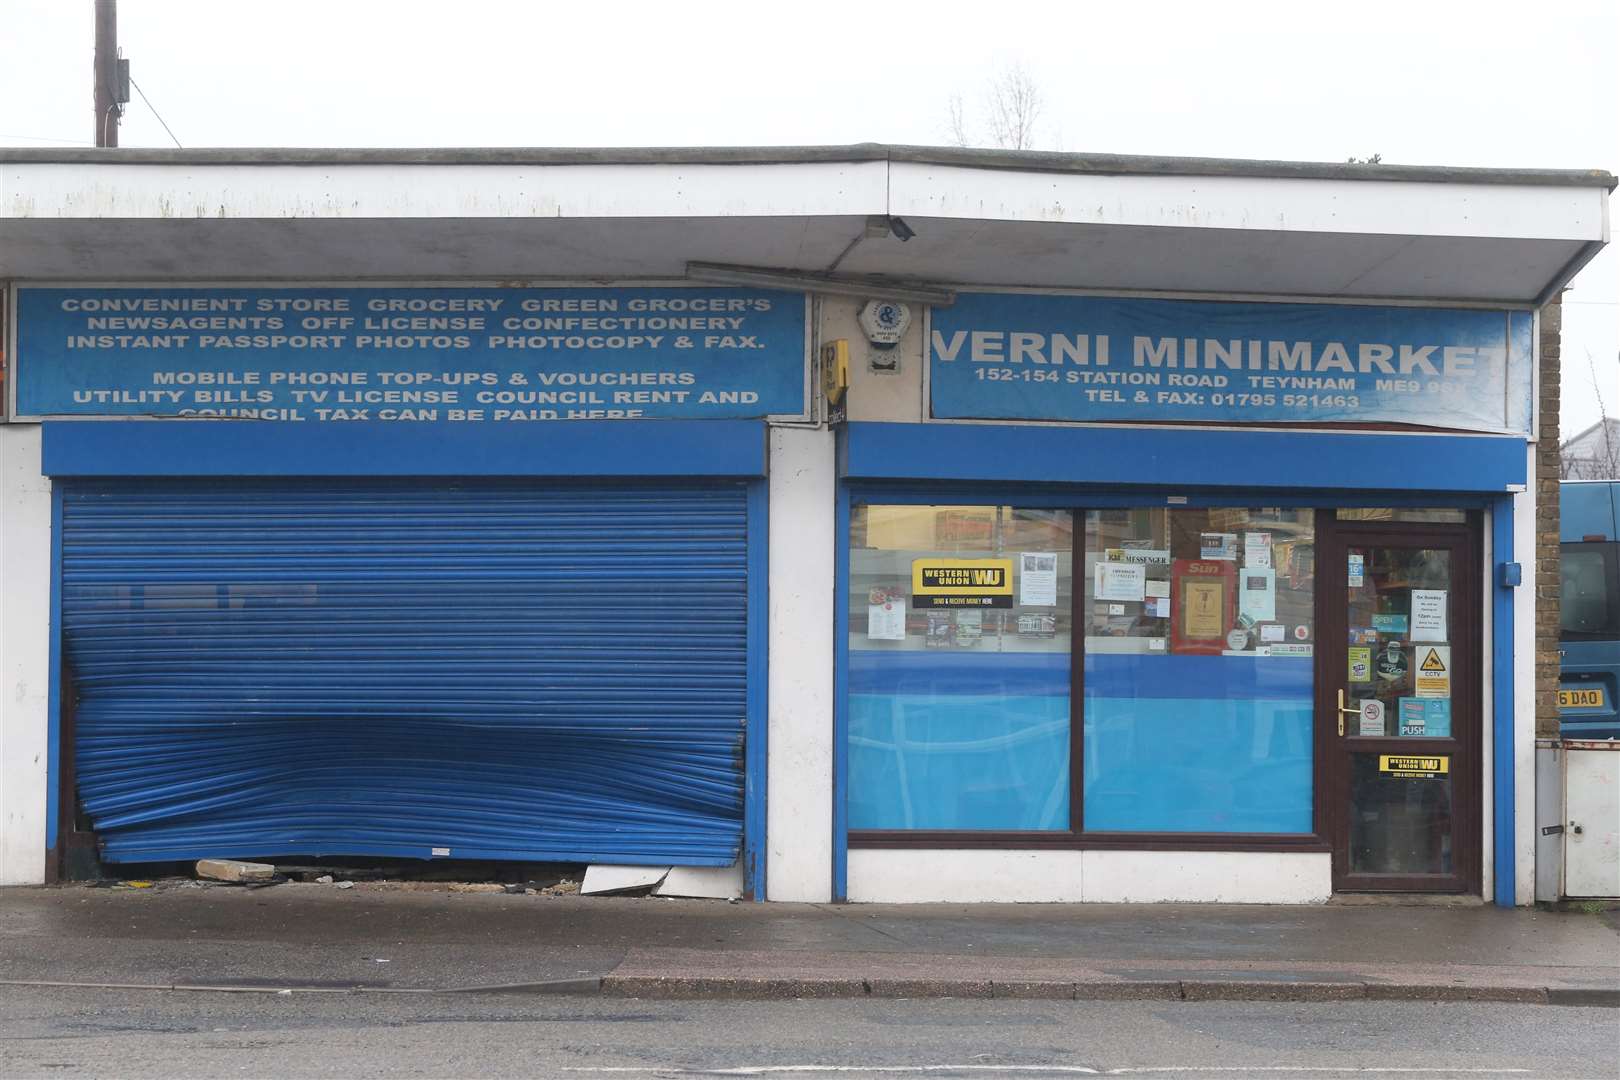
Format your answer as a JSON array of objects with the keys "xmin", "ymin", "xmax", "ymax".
[{"xmin": 1314, "ymin": 514, "xmax": 1483, "ymax": 894}]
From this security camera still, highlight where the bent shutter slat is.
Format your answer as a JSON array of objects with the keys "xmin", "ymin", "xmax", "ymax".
[{"xmin": 60, "ymin": 481, "xmax": 747, "ymax": 866}]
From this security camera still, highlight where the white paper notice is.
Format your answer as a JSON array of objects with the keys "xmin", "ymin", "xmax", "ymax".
[
  {"xmin": 867, "ymin": 601, "xmax": 906, "ymax": 641},
  {"xmin": 1239, "ymin": 568, "xmax": 1277, "ymax": 623},
  {"xmin": 1094, "ymin": 561, "xmax": 1147, "ymax": 602},
  {"xmin": 1144, "ymin": 579, "xmax": 1170, "ymax": 599},
  {"xmin": 1201, "ymin": 532, "xmax": 1239, "ymax": 560},
  {"xmin": 1411, "ymin": 589, "xmax": 1447, "ymax": 642},
  {"xmin": 1358, "ymin": 699, "xmax": 1386, "ymax": 737},
  {"xmin": 1151, "ymin": 597, "xmax": 1171, "ymax": 618},
  {"xmin": 1261, "ymin": 623, "xmax": 1286, "ymax": 643},
  {"xmin": 1244, "ymin": 532, "xmax": 1273, "ymax": 569},
  {"xmin": 1019, "ymin": 552, "xmax": 1059, "ymax": 607}
]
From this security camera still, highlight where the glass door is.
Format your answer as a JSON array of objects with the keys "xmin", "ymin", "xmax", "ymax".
[{"xmin": 1318, "ymin": 519, "xmax": 1481, "ymax": 894}]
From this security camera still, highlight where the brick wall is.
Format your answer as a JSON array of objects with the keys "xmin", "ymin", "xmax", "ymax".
[{"xmin": 1534, "ymin": 296, "xmax": 1562, "ymax": 740}]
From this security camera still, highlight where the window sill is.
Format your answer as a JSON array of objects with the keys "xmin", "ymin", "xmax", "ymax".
[{"xmin": 849, "ymin": 830, "xmax": 1331, "ymax": 853}]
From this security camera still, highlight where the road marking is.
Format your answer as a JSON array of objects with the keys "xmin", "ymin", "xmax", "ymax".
[{"xmin": 559, "ymin": 1067, "xmax": 1533, "ymax": 1076}]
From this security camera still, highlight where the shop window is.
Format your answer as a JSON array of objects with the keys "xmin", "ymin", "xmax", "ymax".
[
  {"xmin": 847, "ymin": 503, "xmax": 1315, "ymax": 840},
  {"xmin": 1082, "ymin": 508, "xmax": 1316, "ymax": 834},
  {"xmin": 847, "ymin": 506, "xmax": 1073, "ymax": 830}
]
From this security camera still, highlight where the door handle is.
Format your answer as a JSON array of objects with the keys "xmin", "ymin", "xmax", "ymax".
[{"xmin": 1335, "ymin": 689, "xmax": 1360, "ymax": 737}]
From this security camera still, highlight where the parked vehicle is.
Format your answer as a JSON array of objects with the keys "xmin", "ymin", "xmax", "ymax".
[{"xmin": 1560, "ymin": 481, "xmax": 1620, "ymax": 739}]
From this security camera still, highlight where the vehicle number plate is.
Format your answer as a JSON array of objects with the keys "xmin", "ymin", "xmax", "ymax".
[{"xmin": 1558, "ymin": 688, "xmax": 1607, "ymax": 709}]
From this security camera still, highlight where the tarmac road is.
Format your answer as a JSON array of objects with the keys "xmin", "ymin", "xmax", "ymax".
[{"xmin": 0, "ymin": 986, "xmax": 1614, "ymax": 1079}]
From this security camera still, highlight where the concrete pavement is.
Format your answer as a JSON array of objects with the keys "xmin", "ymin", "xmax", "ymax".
[{"xmin": 1, "ymin": 883, "xmax": 1615, "ymax": 1005}]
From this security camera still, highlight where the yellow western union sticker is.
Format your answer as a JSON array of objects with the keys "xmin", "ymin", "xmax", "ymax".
[
  {"xmin": 912, "ymin": 558, "xmax": 1015, "ymax": 608},
  {"xmin": 1379, "ymin": 754, "xmax": 1449, "ymax": 779}
]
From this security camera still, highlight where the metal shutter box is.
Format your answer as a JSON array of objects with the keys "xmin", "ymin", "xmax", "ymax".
[{"xmin": 59, "ymin": 480, "xmax": 749, "ymax": 866}]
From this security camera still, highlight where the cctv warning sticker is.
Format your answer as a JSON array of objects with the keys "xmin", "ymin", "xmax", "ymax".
[{"xmin": 1413, "ymin": 645, "xmax": 1451, "ymax": 699}]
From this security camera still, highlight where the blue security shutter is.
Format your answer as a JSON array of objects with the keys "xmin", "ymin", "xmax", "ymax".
[{"xmin": 59, "ymin": 480, "xmax": 748, "ymax": 866}]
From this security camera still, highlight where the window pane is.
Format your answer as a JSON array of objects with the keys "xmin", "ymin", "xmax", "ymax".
[
  {"xmin": 1560, "ymin": 543, "xmax": 1618, "ymax": 639},
  {"xmin": 1082, "ymin": 507, "xmax": 1314, "ymax": 833},
  {"xmin": 848, "ymin": 505, "xmax": 1072, "ymax": 830}
]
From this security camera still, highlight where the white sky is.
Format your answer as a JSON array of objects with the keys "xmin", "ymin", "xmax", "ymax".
[{"xmin": 2, "ymin": 0, "xmax": 1616, "ymax": 433}]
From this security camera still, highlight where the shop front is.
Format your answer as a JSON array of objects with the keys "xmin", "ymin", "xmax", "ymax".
[
  {"xmin": 1, "ymin": 145, "xmax": 1609, "ymax": 902},
  {"xmin": 833, "ymin": 291, "xmax": 1532, "ymax": 904},
  {"xmin": 14, "ymin": 282, "xmax": 806, "ymax": 895}
]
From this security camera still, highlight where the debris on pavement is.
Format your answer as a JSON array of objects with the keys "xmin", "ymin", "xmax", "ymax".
[
  {"xmin": 581, "ymin": 865, "xmax": 670, "ymax": 896},
  {"xmin": 538, "ymin": 879, "xmax": 580, "ymax": 896},
  {"xmin": 196, "ymin": 859, "xmax": 276, "ymax": 883}
]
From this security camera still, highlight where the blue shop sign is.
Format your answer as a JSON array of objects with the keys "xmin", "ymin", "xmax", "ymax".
[
  {"xmin": 14, "ymin": 286, "xmax": 808, "ymax": 422},
  {"xmin": 930, "ymin": 293, "xmax": 1533, "ymax": 434}
]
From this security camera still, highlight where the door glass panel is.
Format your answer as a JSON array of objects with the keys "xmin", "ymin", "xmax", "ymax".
[
  {"xmin": 1349, "ymin": 752, "xmax": 1454, "ymax": 874},
  {"xmin": 1345, "ymin": 546, "xmax": 1453, "ymax": 738}
]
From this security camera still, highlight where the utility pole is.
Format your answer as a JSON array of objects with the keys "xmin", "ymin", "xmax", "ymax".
[{"xmin": 93, "ymin": 0, "xmax": 124, "ymax": 147}]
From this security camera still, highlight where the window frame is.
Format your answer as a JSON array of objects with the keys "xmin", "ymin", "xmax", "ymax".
[{"xmin": 842, "ymin": 483, "xmax": 1489, "ymax": 854}]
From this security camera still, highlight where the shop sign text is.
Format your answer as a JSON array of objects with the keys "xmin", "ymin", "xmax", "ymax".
[
  {"xmin": 930, "ymin": 293, "xmax": 1532, "ymax": 434},
  {"xmin": 13, "ymin": 286, "xmax": 808, "ymax": 422}
]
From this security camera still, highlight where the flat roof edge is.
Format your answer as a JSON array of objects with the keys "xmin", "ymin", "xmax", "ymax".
[
  {"xmin": 886, "ymin": 145, "xmax": 1619, "ymax": 190},
  {"xmin": 0, "ymin": 145, "xmax": 893, "ymax": 168},
  {"xmin": 0, "ymin": 143, "xmax": 1612, "ymax": 189}
]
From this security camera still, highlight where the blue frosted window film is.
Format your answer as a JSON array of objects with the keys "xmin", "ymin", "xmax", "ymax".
[
  {"xmin": 848, "ymin": 504, "xmax": 1316, "ymax": 837},
  {"xmin": 1081, "ymin": 508, "xmax": 1316, "ymax": 834},
  {"xmin": 1082, "ymin": 655, "xmax": 1313, "ymax": 832},
  {"xmin": 848, "ymin": 506, "xmax": 1072, "ymax": 830}
]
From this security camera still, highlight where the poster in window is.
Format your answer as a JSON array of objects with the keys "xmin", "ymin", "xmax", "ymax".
[
  {"xmin": 1171, "ymin": 558, "xmax": 1235, "ymax": 655},
  {"xmin": 911, "ymin": 558, "xmax": 1015, "ymax": 608}
]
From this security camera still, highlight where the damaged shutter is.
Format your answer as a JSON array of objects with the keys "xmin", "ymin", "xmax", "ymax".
[{"xmin": 59, "ymin": 480, "xmax": 748, "ymax": 866}]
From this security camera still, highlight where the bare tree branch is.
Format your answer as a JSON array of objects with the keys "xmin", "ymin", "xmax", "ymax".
[
  {"xmin": 946, "ymin": 93, "xmax": 971, "ymax": 149},
  {"xmin": 1561, "ymin": 349, "xmax": 1620, "ymax": 479},
  {"xmin": 985, "ymin": 65, "xmax": 1043, "ymax": 150}
]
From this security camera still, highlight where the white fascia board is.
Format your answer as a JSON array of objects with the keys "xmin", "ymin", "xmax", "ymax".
[
  {"xmin": 1, "ymin": 160, "xmax": 890, "ymax": 221},
  {"xmin": 888, "ymin": 162, "xmax": 1608, "ymax": 243}
]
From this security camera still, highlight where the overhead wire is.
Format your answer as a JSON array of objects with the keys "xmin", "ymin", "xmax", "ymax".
[{"xmin": 129, "ymin": 75, "xmax": 182, "ymax": 148}]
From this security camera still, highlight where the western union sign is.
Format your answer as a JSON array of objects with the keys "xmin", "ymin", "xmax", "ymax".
[
  {"xmin": 1379, "ymin": 754, "xmax": 1450, "ymax": 779},
  {"xmin": 912, "ymin": 558, "xmax": 1015, "ymax": 608}
]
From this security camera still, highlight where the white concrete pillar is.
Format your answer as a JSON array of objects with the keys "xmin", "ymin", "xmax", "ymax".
[
  {"xmin": 1513, "ymin": 457, "xmax": 1537, "ymax": 904},
  {"xmin": 765, "ymin": 425, "xmax": 835, "ymax": 902},
  {"xmin": 0, "ymin": 425, "xmax": 51, "ymax": 885}
]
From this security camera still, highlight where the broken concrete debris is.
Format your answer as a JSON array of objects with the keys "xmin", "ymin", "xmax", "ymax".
[{"xmin": 195, "ymin": 859, "xmax": 276, "ymax": 883}]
